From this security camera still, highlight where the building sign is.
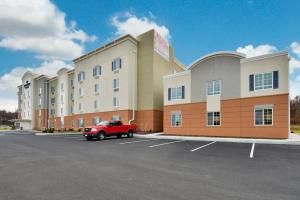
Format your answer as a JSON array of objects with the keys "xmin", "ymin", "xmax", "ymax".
[
  {"xmin": 154, "ymin": 31, "xmax": 169, "ymax": 61},
  {"xmin": 24, "ymin": 80, "xmax": 31, "ymax": 89}
]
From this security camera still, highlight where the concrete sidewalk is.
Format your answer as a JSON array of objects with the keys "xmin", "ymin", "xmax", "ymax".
[{"xmin": 134, "ymin": 132, "xmax": 300, "ymax": 145}]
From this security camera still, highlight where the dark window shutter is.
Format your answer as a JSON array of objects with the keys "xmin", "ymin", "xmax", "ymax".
[
  {"xmin": 119, "ymin": 58, "xmax": 122, "ymax": 69},
  {"xmin": 78, "ymin": 74, "xmax": 80, "ymax": 81},
  {"xmin": 182, "ymin": 86, "xmax": 185, "ymax": 99},
  {"xmin": 112, "ymin": 62, "xmax": 114, "ymax": 71},
  {"xmin": 273, "ymin": 71, "xmax": 279, "ymax": 89},
  {"xmin": 99, "ymin": 66, "xmax": 102, "ymax": 75},
  {"xmin": 168, "ymin": 88, "xmax": 171, "ymax": 101},
  {"xmin": 249, "ymin": 74, "xmax": 254, "ymax": 91}
]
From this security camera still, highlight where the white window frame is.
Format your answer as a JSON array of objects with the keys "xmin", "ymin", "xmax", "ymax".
[
  {"xmin": 112, "ymin": 115, "xmax": 120, "ymax": 121},
  {"xmin": 254, "ymin": 105, "xmax": 273, "ymax": 126},
  {"xmin": 78, "ymin": 118, "xmax": 84, "ymax": 128},
  {"xmin": 38, "ymin": 87, "xmax": 42, "ymax": 95},
  {"xmin": 170, "ymin": 86, "xmax": 184, "ymax": 100},
  {"xmin": 79, "ymin": 87, "xmax": 84, "ymax": 97},
  {"xmin": 254, "ymin": 72, "xmax": 273, "ymax": 91},
  {"xmin": 61, "ymin": 83, "xmax": 64, "ymax": 92},
  {"xmin": 171, "ymin": 111, "xmax": 182, "ymax": 127},
  {"xmin": 206, "ymin": 80, "xmax": 221, "ymax": 96},
  {"xmin": 207, "ymin": 111, "xmax": 221, "ymax": 126},
  {"xmin": 95, "ymin": 83, "xmax": 100, "ymax": 94},
  {"xmin": 113, "ymin": 97, "xmax": 119, "ymax": 108},
  {"xmin": 94, "ymin": 100, "xmax": 99, "ymax": 110},
  {"xmin": 79, "ymin": 103, "xmax": 83, "ymax": 113},
  {"xmin": 78, "ymin": 71, "xmax": 85, "ymax": 82},
  {"xmin": 112, "ymin": 58, "xmax": 122, "ymax": 71},
  {"xmin": 113, "ymin": 78, "xmax": 119, "ymax": 90},
  {"xmin": 93, "ymin": 65, "xmax": 101, "ymax": 77}
]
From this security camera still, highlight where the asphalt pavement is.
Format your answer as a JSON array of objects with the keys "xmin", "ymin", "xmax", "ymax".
[{"xmin": 0, "ymin": 132, "xmax": 300, "ymax": 200}]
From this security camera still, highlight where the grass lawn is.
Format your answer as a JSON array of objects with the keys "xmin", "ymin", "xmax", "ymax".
[{"xmin": 291, "ymin": 125, "xmax": 300, "ymax": 134}]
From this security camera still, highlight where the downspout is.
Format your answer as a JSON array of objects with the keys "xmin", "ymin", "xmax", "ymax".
[{"xmin": 129, "ymin": 50, "xmax": 137, "ymax": 124}]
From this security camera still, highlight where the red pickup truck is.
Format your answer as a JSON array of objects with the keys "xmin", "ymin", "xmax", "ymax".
[{"xmin": 83, "ymin": 120, "xmax": 137, "ymax": 140}]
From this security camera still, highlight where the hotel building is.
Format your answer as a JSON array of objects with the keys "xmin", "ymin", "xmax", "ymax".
[
  {"xmin": 16, "ymin": 30, "xmax": 184, "ymax": 132},
  {"xmin": 163, "ymin": 51, "xmax": 289, "ymax": 138}
]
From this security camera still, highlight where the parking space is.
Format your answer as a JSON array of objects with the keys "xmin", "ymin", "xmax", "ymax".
[
  {"xmin": 40, "ymin": 134, "xmax": 287, "ymax": 160},
  {"xmin": 1, "ymin": 132, "xmax": 299, "ymax": 200}
]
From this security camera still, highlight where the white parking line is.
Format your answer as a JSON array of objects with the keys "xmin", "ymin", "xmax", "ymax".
[
  {"xmin": 250, "ymin": 143, "xmax": 255, "ymax": 158},
  {"xmin": 120, "ymin": 139, "xmax": 160, "ymax": 144},
  {"xmin": 190, "ymin": 141, "xmax": 216, "ymax": 152},
  {"xmin": 149, "ymin": 140, "xmax": 184, "ymax": 148}
]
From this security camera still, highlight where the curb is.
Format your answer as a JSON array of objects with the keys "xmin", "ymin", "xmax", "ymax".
[
  {"xmin": 134, "ymin": 134, "xmax": 300, "ymax": 145},
  {"xmin": 36, "ymin": 132, "xmax": 81, "ymax": 136}
]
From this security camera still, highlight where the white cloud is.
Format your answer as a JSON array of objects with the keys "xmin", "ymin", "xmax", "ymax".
[
  {"xmin": 0, "ymin": 0, "xmax": 96, "ymax": 60},
  {"xmin": 290, "ymin": 77, "xmax": 300, "ymax": 98},
  {"xmin": 0, "ymin": 60, "xmax": 72, "ymax": 112},
  {"xmin": 111, "ymin": 12, "xmax": 171, "ymax": 41},
  {"xmin": 290, "ymin": 57, "xmax": 300, "ymax": 74},
  {"xmin": 290, "ymin": 42, "xmax": 300, "ymax": 57},
  {"xmin": 236, "ymin": 44, "xmax": 277, "ymax": 58}
]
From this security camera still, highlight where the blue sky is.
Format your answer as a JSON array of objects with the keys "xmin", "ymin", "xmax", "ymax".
[{"xmin": 0, "ymin": 0, "xmax": 300, "ymax": 111}]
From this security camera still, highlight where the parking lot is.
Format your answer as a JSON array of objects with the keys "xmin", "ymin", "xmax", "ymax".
[{"xmin": 1, "ymin": 131, "xmax": 300, "ymax": 200}]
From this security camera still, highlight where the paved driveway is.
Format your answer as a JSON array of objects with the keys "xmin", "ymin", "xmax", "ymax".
[{"xmin": 0, "ymin": 133, "xmax": 300, "ymax": 200}]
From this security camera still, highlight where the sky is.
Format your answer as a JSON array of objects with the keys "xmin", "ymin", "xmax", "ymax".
[{"xmin": 0, "ymin": 0, "xmax": 300, "ymax": 111}]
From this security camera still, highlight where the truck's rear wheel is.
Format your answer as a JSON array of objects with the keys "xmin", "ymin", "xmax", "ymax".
[
  {"xmin": 98, "ymin": 131, "xmax": 106, "ymax": 140},
  {"xmin": 127, "ymin": 130, "xmax": 133, "ymax": 138}
]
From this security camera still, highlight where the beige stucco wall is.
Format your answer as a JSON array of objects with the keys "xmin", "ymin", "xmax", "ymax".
[
  {"xmin": 137, "ymin": 29, "xmax": 185, "ymax": 111},
  {"xmin": 67, "ymin": 71, "xmax": 74, "ymax": 116},
  {"xmin": 241, "ymin": 52, "xmax": 289, "ymax": 98},
  {"xmin": 21, "ymin": 72, "xmax": 36, "ymax": 129},
  {"xmin": 74, "ymin": 38, "xmax": 138, "ymax": 114},
  {"xmin": 48, "ymin": 78, "xmax": 58, "ymax": 117},
  {"xmin": 207, "ymin": 95, "xmax": 221, "ymax": 112},
  {"xmin": 164, "ymin": 71, "xmax": 191, "ymax": 106}
]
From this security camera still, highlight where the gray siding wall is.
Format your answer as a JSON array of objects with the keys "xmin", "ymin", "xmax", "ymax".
[
  {"xmin": 191, "ymin": 56, "xmax": 241, "ymax": 102},
  {"xmin": 35, "ymin": 78, "xmax": 48, "ymax": 109}
]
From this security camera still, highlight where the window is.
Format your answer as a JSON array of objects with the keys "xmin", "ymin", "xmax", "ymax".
[
  {"xmin": 94, "ymin": 100, "xmax": 98, "ymax": 110},
  {"xmin": 255, "ymin": 105, "xmax": 273, "ymax": 125},
  {"xmin": 250, "ymin": 71, "xmax": 279, "ymax": 91},
  {"xmin": 168, "ymin": 86, "xmax": 185, "ymax": 101},
  {"xmin": 207, "ymin": 112, "xmax": 221, "ymax": 126},
  {"xmin": 51, "ymin": 87, "xmax": 55, "ymax": 94},
  {"xmin": 71, "ymin": 93, "xmax": 74, "ymax": 101},
  {"xmin": 61, "ymin": 83, "xmax": 64, "ymax": 92},
  {"xmin": 51, "ymin": 98, "xmax": 55, "ymax": 104},
  {"xmin": 79, "ymin": 103, "xmax": 83, "ymax": 112},
  {"xmin": 50, "ymin": 109, "xmax": 55, "ymax": 116},
  {"xmin": 95, "ymin": 84, "xmax": 100, "ymax": 94},
  {"xmin": 61, "ymin": 108, "xmax": 64, "ymax": 115},
  {"xmin": 38, "ymin": 87, "xmax": 42, "ymax": 95},
  {"xmin": 113, "ymin": 97, "xmax": 119, "ymax": 108},
  {"xmin": 93, "ymin": 117, "xmax": 101, "ymax": 125},
  {"xmin": 79, "ymin": 87, "xmax": 84, "ymax": 97},
  {"xmin": 70, "ymin": 80, "xmax": 74, "ymax": 88},
  {"xmin": 60, "ymin": 95, "xmax": 64, "ymax": 104},
  {"xmin": 78, "ymin": 118, "xmax": 84, "ymax": 128},
  {"xmin": 113, "ymin": 78, "xmax": 119, "ymax": 91},
  {"xmin": 171, "ymin": 112, "xmax": 182, "ymax": 127},
  {"xmin": 112, "ymin": 115, "xmax": 120, "ymax": 121},
  {"xmin": 93, "ymin": 66, "xmax": 101, "ymax": 77},
  {"xmin": 78, "ymin": 71, "xmax": 85, "ymax": 82},
  {"xmin": 70, "ymin": 106, "xmax": 73, "ymax": 114},
  {"xmin": 39, "ymin": 98, "xmax": 42, "ymax": 106},
  {"xmin": 207, "ymin": 80, "xmax": 221, "ymax": 96},
  {"xmin": 112, "ymin": 58, "xmax": 122, "ymax": 71}
]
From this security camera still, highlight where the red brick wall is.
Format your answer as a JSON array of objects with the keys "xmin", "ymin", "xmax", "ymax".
[{"xmin": 164, "ymin": 94, "xmax": 289, "ymax": 139}]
